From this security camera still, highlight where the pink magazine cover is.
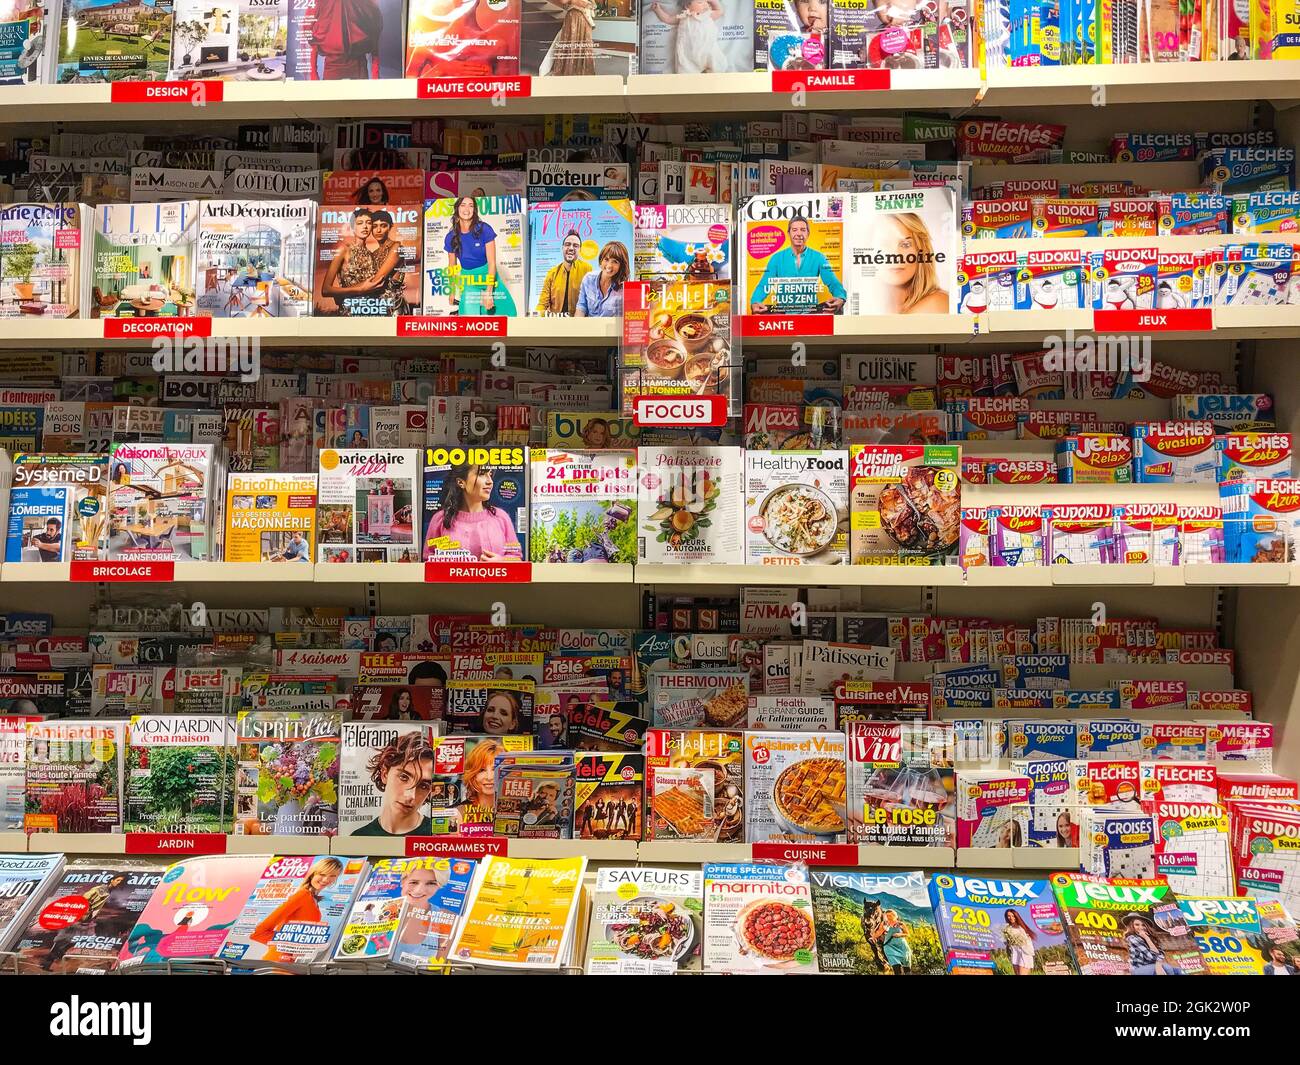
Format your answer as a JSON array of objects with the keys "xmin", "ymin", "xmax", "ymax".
[{"xmin": 117, "ymin": 854, "xmax": 272, "ymax": 967}]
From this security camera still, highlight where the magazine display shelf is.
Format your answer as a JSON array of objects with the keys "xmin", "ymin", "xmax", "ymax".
[
  {"xmin": 979, "ymin": 59, "xmax": 1300, "ymax": 107},
  {"xmin": 0, "ymin": 562, "xmax": 317, "ymax": 584},
  {"xmin": 957, "ymin": 847, "xmax": 1082, "ymax": 870},
  {"xmin": 311, "ymin": 562, "xmax": 635, "ymax": 585}
]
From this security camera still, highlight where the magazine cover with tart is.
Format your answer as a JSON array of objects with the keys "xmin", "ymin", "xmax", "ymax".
[
  {"xmin": 1050, "ymin": 871, "xmax": 1207, "ymax": 976},
  {"xmin": 217, "ymin": 854, "xmax": 368, "ymax": 967},
  {"xmin": 744, "ymin": 449, "xmax": 849, "ymax": 564},
  {"xmin": 811, "ymin": 868, "xmax": 943, "ymax": 975},
  {"xmin": 223, "ymin": 471, "xmax": 316, "ymax": 563},
  {"xmin": 529, "ymin": 449, "xmax": 637, "ymax": 564},
  {"xmin": 422, "ymin": 444, "xmax": 527, "ymax": 563},
  {"xmin": 13, "ymin": 859, "xmax": 161, "ymax": 974},
  {"xmin": 0, "ymin": 203, "xmax": 82, "ymax": 319},
  {"xmin": 117, "ymin": 854, "xmax": 267, "ymax": 967},
  {"xmin": 89, "ymin": 201, "xmax": 198, "ymax": 318},
  {"xmin": 391, "ymin": 856, "xmax": 476, "ymax": 971},
  {"xmin": 107, "ymin": 442, "xmax": 213, "ymax": 561},
  {"xmin": 448, "ymin": 854, "xmax": 587, "ymax": 971},
  {"xmin": 4, "ymin": 453, "xmax": 108, "ymax": 563},
  {"xmin": 23, "ymin": 719, "xmax": 124, "ymax": 834},
  {"xmin": 527, "ymin": 199, "xmax": 634, "ymax": 318},
  {"xmin": 575, "ymin": 751, "xmax": 644, "ymax": 840},
  {"xmin": 585, "ymin": 865, "xmax": 703, "ymax": 974},
  {"xmin": 404, "ymin": 0, "xmax": 520, "ymax": 75},
  {"xmin": 234, "ymin": 710, "xmax": 341, "ymax": 836},
  {"xmin": 702, "ymin": 861, "xmax": 818, "ymax": 974},
  {"xmin": 638, "ymin": 0, "xmax": 750, "ymax": 72},
  {"xmin": 645, "ymin": 727, "xmax": 745, "ymax": 842},
  {"xmin": 741, "ymin": 194, "xmax": 846, "ymax": 314},
  {"xmin": 846, "ymin": 720, "xmax": 955, "ymax": 847},
  {"xmin": 53, "ymin": 0, "xmax": 173, "ymax": 81},
  {"xmin": 744, "ymin": 730, "xmax": 848, "ymax": 843},
  {"xmin": 315, "ymin": 447, "xmax": 420, "ymax": 563},
  {"xmin": 845, "ymin": 188, "xmax": 959, "ymax": 315},
  {"xmin": 637, "ymin": 445, "xmax": 744, "ymax": 564},
  {"xmin": 929, "ymin": 873, "xmax": 1078, "ymax": 975},
  {"xmin": 194, "ymin": 199, "xmax": 313, "ymax": 317},
  {"xmin": 422, "ymin": 193, "xmax": 525, "ymax": 316},
  {"xmin": 124, "ymin": 715, "xmax": 235, "ymax": 834},
  {"xmin": 338, "ymin": 721, "xmax": 449, "ymax": 838},
  {"xmin": 633, "ymin": 203, "xmax": 732, "ymax": 282},
  {"xmin": 0, "ymin": 853, "xmax": 65, "ymax": 953},
  {"xmin": 169, "ymin": 0, "xmax": 289, "ymax": 79},
  {"xmin": 286, "ymin": 0, "xmax": 404, "ymax": 78}
]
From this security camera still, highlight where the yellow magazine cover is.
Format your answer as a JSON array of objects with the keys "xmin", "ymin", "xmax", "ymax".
[
  {"xmin": 224, "ymin": 472, "xmax": 317, "ymax": 563},
  {"xmin": 1271, "ymin": 0, "xmax": 1300, "ymax": 56},
  {"xmin": 448, "ymin": 855, "xmax": 587, "ymax": 970}
]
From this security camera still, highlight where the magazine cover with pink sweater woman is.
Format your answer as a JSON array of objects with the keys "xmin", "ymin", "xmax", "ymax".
[{"xmin": 422, "ymin": 447, "xmax": 528, "ymax": 562}]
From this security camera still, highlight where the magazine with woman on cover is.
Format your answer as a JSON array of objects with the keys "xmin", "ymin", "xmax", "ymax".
[
  {"xmin": 844, "ymin": 187, "xmax": 958, "ymax": 315},
  {"xmin": 404, "ymin": 0, "xmax": 520, "ymax": 77},
  {"xmin": 422, "ymin": 194, "xmax": 525, "ymax": 317}
]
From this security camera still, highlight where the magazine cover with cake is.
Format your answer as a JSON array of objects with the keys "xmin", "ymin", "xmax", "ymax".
[
  {"xmin": 742, "ymin": 194, "xmax": 846, "ymax": 315},
  {"xmin": 422, "ymin": 194, "xmax": 525, "ymax": 317},
  {"xmin": 638, "ymin": 0, "xmax": 751, "ymax": 72},
  {"xmin": 53, "ymin": 0, "xmax": 173, "ymax": 81},
  {"xmin": 844, "ymin": 187, "xmax": 958, "ymax": 315},
  {"xmin": 404, "ymin": 0, "xmax": 520, "ymax": 76},
  {"xmin": 90, "ymin": 201, "xmax": 198, "ymax": 319},
  {"xmin": 287, "ymin": 0, "xmax": 404, "ymax": 78},
  {"xmin": 169, "ymin": 0, "xmax": 289, "ymax": 79},
  {"xmin": 194, "ymin": 199, "xmax": 314, "ymax": 318},
  {"xmin": 0, "ymin": 203, "xmax": 82, "ymax": 319}
]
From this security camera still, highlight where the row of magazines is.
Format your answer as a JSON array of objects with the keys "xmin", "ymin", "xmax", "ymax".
[{"xmin": 1, "ymin": 852, "xmax": 1297, "ymax": 976}]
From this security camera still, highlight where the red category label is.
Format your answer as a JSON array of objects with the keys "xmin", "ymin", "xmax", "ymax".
[
  {"xmin": 424, "ymin": 561, "xmax": 532, "ymax": 583},
  {"xmin": 772, "ymin": 69, "xmax": 890, "ymax": 93},
  {"xmin": 404, "ymin": 835, "xmax": 508, "ymax": 858},
  {"xmin": 633, "ymin": 394, "xmax": 728, "ymax": 427},
  {"xmin": 70, "ymin": 561, "xmax": 174, "ymax": 583},
  {"xmin": 417, "ymin": 76, "xmax": 531, "ymax": 99},
  {"xmin": 751, "ymin": 842, "xmax": 859, "ymax": 866},
  {"xmin": 1092, "ymin": 308, "xmax": 1213, "ymax": 332},
  {"xmin": 397, "ymin": 316, "xmax": 506, "ymax": 337},
  {"xmin": 110, "ymin": 80, "xmax": 224, "ymax": 104},
  {"xmin": 103, "ymin": 317, "xmax": 213, "ymax": 339},
  {"xmin": 737, "ymin": 314, "xmax": 835, "ymax": 337},
  {"xmin": 125, "ymin": 833, "xmax": 227, "ymax": 856}
]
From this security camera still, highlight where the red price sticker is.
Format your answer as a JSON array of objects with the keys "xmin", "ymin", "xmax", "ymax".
[
  {"xmin": 397, "ymin": 316, "xmax": 506, "ymax": 337},
  {"xmin": 751, "ymin": 842, "xmax": 859, "ymax": 866},
  {"xmin": 125, "ymin": 833, "xmax": 227, "ymax": 856},
  {"xmin": 1092, "ymin": 308, "xmax": 1212, "ymax": 332},
  {"xmin": 70, "ymin": 561, "xmax": 174, "ymax": 583},
  {"xmin": 103, "ymin": 318, "xmax": 213, "ymax": 339},
  {"xmin": 110, "ymin": 81, "xmax": 224, "ymax": 105},
  {"xmin": 404, "ymin": 835, "xmax": 508, "ymax": 858},
  {"xmin": 417, "ymin": 76, "xmax": 531, "ymax": 99},
  {"xmin": 736, "ymin": 314, "xmax": 835, "ymax": 338},
  {"xmin": 424, "ymin": 561, "xmax": 532, "ymax": 583},
  {"xmin": 632, "ymin": 394, "xmax": 728, "ymax": 428},
  {"xmin": 771, "ymin": 69, "xmax": 890, "ymax": 93}
]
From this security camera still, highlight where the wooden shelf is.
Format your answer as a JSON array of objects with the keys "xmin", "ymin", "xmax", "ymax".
[{"xmin": 0, "ymin": 832, "xmax": 30, "ymax": 853}]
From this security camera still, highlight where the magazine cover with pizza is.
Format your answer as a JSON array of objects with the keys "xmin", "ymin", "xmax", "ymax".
[{"xmin": 703, "ymin": 861, "xmax": 819, "ymax": 974}]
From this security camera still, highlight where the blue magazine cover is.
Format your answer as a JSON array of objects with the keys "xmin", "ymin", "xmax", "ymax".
[{"xmin": 527, "ymin": 199, "xmax": 634, "ymax": 318}]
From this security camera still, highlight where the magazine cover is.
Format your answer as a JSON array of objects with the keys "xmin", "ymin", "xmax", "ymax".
[
  {"xmin": 422, "ymin": 194, "xmax": 525, "ymax": 316},
  {"xmin": 223, "ymin": 471, "xmax": 316, "ymax": 563},
  {"xmin": 846, "ymin": 720, "xmax": 955, "ymax": 847},
  {"xmin": 637, "ymin": 445, "xmax": 745, "ymax": 564},
  {"xmin": 431, "ymin": 734, "xmax": 535, "ymax": 836},
  {"xmin": 744, "ymin": 449, "xmax": 849, "ymax": 564},
  {"xmin": 287, "ymin": 0, "xmax": 404, "ymax": 78},
  {"xmin": 844, "ymin": 188, "xmax": 958, "ymax": 315},
  {"xmin": 638, "ymin": 0, "xmax": 750, "ymax": 72},
  {"xmin": 117, "ymin": 854, "xmax": 267, "ymax": 967},
  {"xmin": 445, "ymin": 678, "xmax": 535, "ymax": 735},
  {"xmin": 0, "ymin": 2, "xmax": 52, "ymax": 85},
  {"xmin": 124, "ymin": 715, "xmax": 235, "ymax": 833},
  {"xmin": 448, "ymin": 854, "xmax": 587, "ymax": 970},
  {"xmin": 391, "ymin": 856, "xmax": 476, "ymax": 971},
  {"xmin": 1179, "ymin": 896, "xmax": 1300, "ymax": 975},
  {"xmin": 741, "ymin": 194, "xmax": 847, "ymax": 314},
  {"xmin": 620, "ymin": 280, "xmax": 734, "ymax": 415},
  {"xmin": 644, "ymin": 728, "xmax": 745, "ymax": 842},
  {"xmin": 404, "ymin": 0, "xmax": 520, "ymax": 76},
  {"xmin": 24, "ymin": 719, "xmax": 124, "ymax": 833},
  {"xmin": 194, "ymin": 199, "xmax": 314, "ymax": 317},
  {"xmin": 422, "ymin": 445, "xmax": 528, "ymax": 562},
  {"xmin": 234, "ymin": 710, "xmax": 342, "ymax": 836},
  {"xmin": 338, "ymin": 721, "xmax": 445, "ymax": 837},
  {"xmin": 527, "ymin": 199, "xmax": 634, "ymax": 317},
  {"xmin": 492, "ymin": 751, "xmax": 575, "ymax": 838},
  {"xmin": 649, "ymin": 667, "xmax": 749, "ymax": 728},
  {"xmin": 331, "ymin": 857, "xmax": 411, "ymax": 964},
  {"xmin": 0, "ymin": 203, "xmax": 82, "ymax": 318},
  {"xmin": 1050, "ymin": 871, "xmax": 1208, "ymax": 975},
  {"xmin": 520, "ymin": 0, "xmax": 636, "ymax": 76},
  {"xmin": 529, "ymin": 449, "xmax": 637, "ymax": 564},
  {"xmin": 585, "ymin": 865, "xmax": 703, "ymax": 974},
  {"xmin": 929, "ymin": 873, "xmax": 1078, "ymax": 975},
  {"xmin": 0, "ymin": 853, "xmax": 65, "ymax": 954},
  {"xmin": 574, "ymin": 751, "xmax": 644, "ymax": 840},
  {"xmin": 90, "ymin": 201, "xmax": 198, "ymax": 318},
  {"xmin": 633, "ymin": 203, "xmax": 733, "ymax": 282},
  {"xmin": 744, "ymin": 730, "xmax": 847, "ymax": 843},
  {"xmin": 4, "ymin": 453, "xmax": 108, "ymax": 563},
  {"xmin": 170, "ymin": 0, "xmax": 289, "ymax": 78},
  {"xmin": 348, "ymin": 682, "xmax": 446, "ymax": 722},
  {"xmin": 53, "ymin": 0, "xmax": 172, "ymax": 81},
  {"xmin": 702, "ymin": 861, "xmax": 819, "ymax": 974},
  {"xmin": 753, "ymin": 0, "xmax": 826, "ymax": 68},
  {"xmin": 316, "ymin": 447, "xmax": 420, "ymax": 563},
  {"xmin": 810, "ymin": 868, "xmax": 943, "ymax": 975},
  {"xmin": 217, "ymin": 854, "xmax": 368, "ymax": 966},
  {"xmin": 849, "ymin": 443, "xmax": 961, "ymax": 564},
  {"xmin": 107, "ymin": 443, "xmax": 213, "ymax": 561},
  {"xmin": 13, "ymin": 860, "xmax": 162, "ymax": 974},
  {"xmin": 1, "ymin": 715, "xmax": 43, "ymax": 831}
]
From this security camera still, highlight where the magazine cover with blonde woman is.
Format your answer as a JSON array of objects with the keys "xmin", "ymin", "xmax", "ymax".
[{"xmin": 844, "ymin": 187, "xmax": 958, "ymax": 315}]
